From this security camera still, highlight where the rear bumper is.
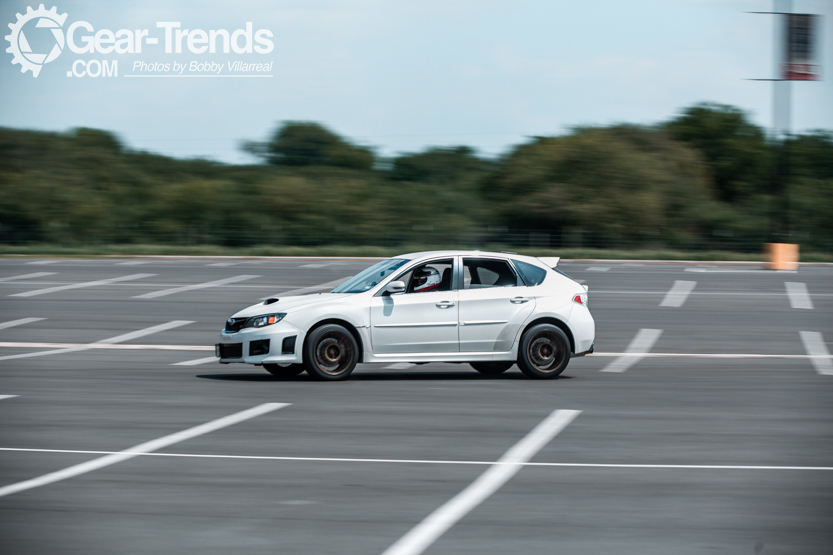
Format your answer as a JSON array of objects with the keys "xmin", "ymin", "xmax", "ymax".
[
  {"xmin": 217, "ymin": 321, "xmax": 305, "ymax": 365},
  {"xmin": 571, "ymin": 342, "xmax": 595, "ymax": 358}
]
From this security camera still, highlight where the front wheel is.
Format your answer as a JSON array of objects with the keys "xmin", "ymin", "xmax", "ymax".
[
  {"xmin": 470, "ymin": 361, "xmax": 514, "ymax": 375},
  {"xmin": 303, "ymin": 324, "xmax": 359, "ymax": 381},
  {"xmin": 263, "ymin": 363, "xmax": 305, "ymax": 378},
  {"xmin": 517, "ymin": 324, "xmax": 570, "ymax": 379}
]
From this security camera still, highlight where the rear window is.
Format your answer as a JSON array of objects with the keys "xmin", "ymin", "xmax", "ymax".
[{"xmin": 514, "ymin": 261, "xmax": 548, "ymax": 286}]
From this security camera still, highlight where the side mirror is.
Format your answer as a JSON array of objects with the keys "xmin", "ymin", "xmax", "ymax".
[{"xmin": 386, "ymin": 281, "xmax": 406, "ymax": 294}]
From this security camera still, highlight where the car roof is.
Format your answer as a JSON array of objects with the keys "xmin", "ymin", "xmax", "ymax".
[{"xmin": 398, "ymin": 250, "xmax": 550, "ymax": 267}]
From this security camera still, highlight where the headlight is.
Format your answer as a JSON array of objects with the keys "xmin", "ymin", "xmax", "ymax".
[{"xmin": 246, "ymin": 313, "xmax": 286, "ymax": 328}]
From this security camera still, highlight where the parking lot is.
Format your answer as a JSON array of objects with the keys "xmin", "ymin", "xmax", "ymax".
[{"xmin": 1, "ymin": 257, "xmax": 831, "ymax": 554}]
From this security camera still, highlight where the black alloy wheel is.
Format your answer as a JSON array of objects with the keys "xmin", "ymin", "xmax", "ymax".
[
  {"xmin": 303, "ymin": 324, "xmax": 359, "ymax": 381},
  {"xmin": 263, "ymin": 363, "xmax": 305, "ymax": 378},
  {"xmin": 517, "ymin": 324, "xmax": 570, "ymax": 379},
  {"xmin": 470, "ymin": 361, "xmax": 514, "ymax": 375}
]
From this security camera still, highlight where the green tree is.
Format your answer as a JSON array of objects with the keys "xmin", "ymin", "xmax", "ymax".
[
  {"xmin": 664, "ymin": 103, "xmax": 767, "ymax": 202},
  {"xmin": 243, "ymin": 121, "xmax": 374, "ymax": 170}
]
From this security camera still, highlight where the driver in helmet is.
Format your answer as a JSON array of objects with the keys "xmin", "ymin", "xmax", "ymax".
[{"xmin": 413, "ymin": 266, "xmax": 441, "ymax": 292}]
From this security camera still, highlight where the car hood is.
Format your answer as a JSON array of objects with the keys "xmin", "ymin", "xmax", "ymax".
[{"xmin": 231, "ymin": 293, "xmax": 352, "ymax": 319}]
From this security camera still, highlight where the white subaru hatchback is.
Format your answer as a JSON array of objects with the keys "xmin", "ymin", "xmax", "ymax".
[{"xmin": 216, "ymin": 251, "xmax": 594, "ymax": 380}]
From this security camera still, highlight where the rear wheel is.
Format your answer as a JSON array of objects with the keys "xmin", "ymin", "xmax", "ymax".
[
  {"xmin": 470, "ymin": 361, "xmax": 514, "ymax": 375},
  {"xmin": 517, "ymin": 324, "xmax": 570, "ymax": 379},
  {"xmin": 263, "ymin": 363, "xmax": 305, "ymax": 378},
  {"xmin": 303, "ymin": 324, "xmax": 359, "ymax": 381}
]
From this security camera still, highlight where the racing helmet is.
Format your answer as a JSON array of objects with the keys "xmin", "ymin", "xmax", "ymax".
[{"xmin": 413, "ymin": 266, "xmax": 441, "ymax": 292}]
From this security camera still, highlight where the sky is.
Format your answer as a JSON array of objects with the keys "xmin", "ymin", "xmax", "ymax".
[{"xmin": 1, "ymin": 0, "xmax": 831, "ymax": 164}]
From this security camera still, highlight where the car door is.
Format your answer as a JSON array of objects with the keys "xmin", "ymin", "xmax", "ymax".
[
  {"xmin": 457, "ymin": 257, "xmax": 535, "ymax": 352},
  {"xmin": 369, "ymin": 258, "xmax": 459, "ymax": 354}
]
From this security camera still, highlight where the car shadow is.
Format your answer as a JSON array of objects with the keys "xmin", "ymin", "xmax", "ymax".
[{"xmin": 196, "ymin": 371, "xmax": 572, "ymax": 382}]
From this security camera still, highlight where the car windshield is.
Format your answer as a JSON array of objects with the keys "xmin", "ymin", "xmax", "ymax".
[{"xmin": 331, "ymin": 258, "xmax": 410, "ymax": 294}]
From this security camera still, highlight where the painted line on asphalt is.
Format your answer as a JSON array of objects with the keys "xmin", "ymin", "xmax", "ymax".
[
  {"xmin": 25, "ymin": 260, "xmax": 61, "ymax": 265},
  {"xmin": 785, "ymin": 282, "xmax": 813, "ymax": 309},
  {"xmin": 173, "ymin": 356, "xmax": 219, "ymax": 366},
  {"xmin": 1, "ymin": 447, "xmax": 830, "ymax": 472},
  {"xmin": 589, "ymin": 352, "xmax": 832, "ymax": 359},
  {"xmin": 660, "ymin": 280, "xmax": 696, "ymax": 307},
  {"xmin": 0, "ymin": 272, "xmax": 56, "ymax": 283},
  {"xmin": 0, "ymin": 403, "xmax": 289, "ymax": 498},
  {"xmin": 116, "ymin": 260, "xmax": 148, "ymax": 266},
  {"xmin": 0, "ymin": 318, "xmax": 46, "ymax": 330},
  {"xmin": 799, "ymin": 331, "xmax": 833, "ymax": 375},
  {"xmin": 0, "ymin": 321, "xmax": 193, "ymax": 361},
  {"xmin": 0, "ymin": 395, "xmax": 18, "ymax": 401},
  {"xmin": 133, "ymin": 275, "xmax": 260, "ymax": 299},
  {"xmin": 260, "ymin": 277, "xmax": 350, "ymax": 300},
  {"xmin": 381, "ymin": 409, "xmax": 580, "ymax": 555},
  {"xmin": 685, "ymin": 268, "xmax": 794, "ymax": 273},
  {"xmin": 1, "ymin": 341, "xmax": 828, "ymax": 359},
  {"xmin": 0, "ymin": 342, "xmax": 211, "ymax": 351},
  {"xmin": 600, "ymin": 329, "xmax": 663, "ymax": 372},
  {"xmin": 384, "ymin": 363, "xmax": 415, "ymax": 370},
  {"xmin": 11, "ymin": 274, "xmax": 156, "ymax": 298},
  {"xmin": 206, "ymin": 262, "xmax": 243, "ymax": 267},
  {"xmin": 585, "ymin": 266, "xmax": 610, "ymax": 272},
  {"xmin": 592, "ymin": 290, "xmax": 833, "ymax": 297}
]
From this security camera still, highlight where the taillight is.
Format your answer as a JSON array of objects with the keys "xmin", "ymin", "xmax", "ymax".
[{"xmin": 573, "ymin": 293, "xmax": 588, "ymax": 307}]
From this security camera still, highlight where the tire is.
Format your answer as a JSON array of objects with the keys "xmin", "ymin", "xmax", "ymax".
[
  {"xmin": 263, "ymin": 363, "xmax": 305, "ymax": 378},
  {"xmin": 516, "ymin": 324, "xmax": 570, "ymax": 379},
  {"xmin": 303, "ymin": 324, "xmax": 359, "ymax": 381},
  {"xmin": 470, "ymin": 361, "xmax": 514, "ymax": 375}
]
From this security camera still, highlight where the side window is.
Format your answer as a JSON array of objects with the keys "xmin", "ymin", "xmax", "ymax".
[
  {"xmin": 462, "ymin": 258, "xmax": 520, "ymax": 289},
  {"xmin": 395, "ymin": 259, "xmax": 454, "ymax": 293},
  {"xmin": 514, "ymin": 261, "xmax": 548, "ymax": 286}
]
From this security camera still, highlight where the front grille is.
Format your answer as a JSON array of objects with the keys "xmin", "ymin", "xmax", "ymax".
[
  {"xmin": 225, "ymin": 317, "xmax": 247, "ymax": 332},
  {"xmin": 218, "ymin": 343, "xmax": 243, "ymax": 358}
]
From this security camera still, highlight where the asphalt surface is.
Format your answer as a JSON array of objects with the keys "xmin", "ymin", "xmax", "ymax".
[{"xmin": 0, "ymin": 257, "xmax": 831, "ymax": 554}]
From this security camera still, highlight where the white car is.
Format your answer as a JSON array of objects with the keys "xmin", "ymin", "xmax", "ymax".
[{"xmin": 216, "ymin": 251, "xmax": 595, "ymax": 380}]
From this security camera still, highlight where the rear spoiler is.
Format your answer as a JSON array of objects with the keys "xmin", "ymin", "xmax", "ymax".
[{"xmin": 538, "ymin": 256, "xmax": 589, "ymax": 292}]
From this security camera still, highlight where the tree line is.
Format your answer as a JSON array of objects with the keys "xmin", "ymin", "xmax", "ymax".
[{"xmin": 1, "ymin": 103, "xmax": 831, "ymax": 253}]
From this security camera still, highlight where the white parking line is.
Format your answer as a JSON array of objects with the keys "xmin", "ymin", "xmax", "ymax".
[
  {"xmin": 0, "ymin": 395, "xmax": 18, "ymax": 401},
  {"xmin": 0, "ymin": 318, "xmax": 46, "ymax": 330},
  {"xmin": 116, "ymin": 260, "xmax": 148, "ymax": 266},
  {"xmin": 586, "ymin": 266, "xmax": 610, "ymax": 272},
  {"xmin": 133, "ymin": 275, "xmax": 260, "ymax": 299},
  {"xmin": 0, "ymin": 321, "xmax": 193, "ymax": 361},
  {"xmin": 11, "ymin": 274, "xmax": 156, "ymax": 298},
  {"xmin": 1, "ymin": 447, "xmax": 830, "ymax": 472},
  {"xmin": 381, "ymin": 409, "xmax": 580, "ymax": 555},
  {"xmin": 207, "ymin": 262, "xmax": 242, "ymax": 267},
  {"xmin": 0, "ymin": 272, "xmax": 56, "ymax": 283},
  {"xmin": 660, "ymin": 280, "xmax": 696, "ymax": 307},
  {"xmin": 0, "ymin": 341, "xmax": 210, "ymax": 351},
  {"xmin": 685, "ymin": 268, "xmax": 793, "ymax": 273},
  {"xmin": 785, "ymin": 282, "xmax": 813, "ymax": 309},
  {"xmin": 384, "ymin": 363, "xmax": 415, "ymax": 370},
  {"xmin": 800, "ymin": 332, "xmax": 833, "ymax": 376},
  {"xmin": 600, "ymin": 329, "xmax": 663, "ymax": 373},
  {"xmin": 25, "ymin": 260, "xmax": 61, "ymax": 265},
  {"xmin": 0, "ymin": 402, "xmax": 289, "ymax": 498},
  {"xmin": 173, "ymin": 356, "xmax": 218, "ymax": 366}
]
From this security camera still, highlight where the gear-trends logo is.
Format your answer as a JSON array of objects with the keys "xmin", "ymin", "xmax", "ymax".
[{"xmin": 5, "ymin": 4, "xmax": 67, "ymax": 77}]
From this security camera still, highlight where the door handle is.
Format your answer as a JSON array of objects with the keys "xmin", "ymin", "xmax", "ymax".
[
  {"xmin": 436, "ymin": 301, "xmax": 455, "ymax": 308},
  {"xmin": 510, "ymin": 297, "xmax": 530, "ymax": 304}
]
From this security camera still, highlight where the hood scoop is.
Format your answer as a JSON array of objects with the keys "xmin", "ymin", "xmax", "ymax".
[{"xmin": 263, "ymin": 298, "xmax": 279, "ymax": 305}]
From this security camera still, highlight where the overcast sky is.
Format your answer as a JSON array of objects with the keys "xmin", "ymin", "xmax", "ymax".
[{"xmin": 1, "ymin": 0, "xmax": 831, "ymax": 163}]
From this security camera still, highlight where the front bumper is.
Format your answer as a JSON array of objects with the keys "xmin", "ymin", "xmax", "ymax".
[{"xmin": 216, "ymin": 320, "xmax": 305, "ymax": 365}]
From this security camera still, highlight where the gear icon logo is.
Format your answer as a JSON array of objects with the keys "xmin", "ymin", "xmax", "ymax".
[{"xmin": 5, "ymin": 4, "xmax": 67, "ymax": 77}]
